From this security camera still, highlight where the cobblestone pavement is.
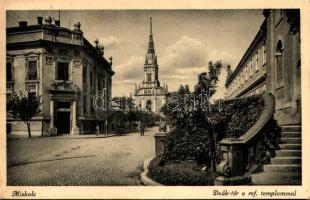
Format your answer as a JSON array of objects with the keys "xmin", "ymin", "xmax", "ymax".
[{"xmin": 7, "ymin": 127, "xmax": 156, "ymax": 186}]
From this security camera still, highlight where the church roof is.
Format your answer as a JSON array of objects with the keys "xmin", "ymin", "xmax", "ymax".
[{"xmin": 147, "ymin": 17, "xmax": 155, "ymax": 53}]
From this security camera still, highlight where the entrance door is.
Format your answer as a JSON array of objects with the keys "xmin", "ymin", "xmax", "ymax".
[{"xmin": 56, "ymin": 112, "xmax": 71, "ymax": 134}]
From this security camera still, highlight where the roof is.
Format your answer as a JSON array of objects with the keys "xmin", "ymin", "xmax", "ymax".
[{"xmin": 7, "ymin": 23, "xmax": 114, "ymax": 75}]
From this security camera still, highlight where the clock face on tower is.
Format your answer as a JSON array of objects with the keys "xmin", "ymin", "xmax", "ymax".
[{"xmin": 146, "ymin": 68, "xmax": 152, "ymax": 73}]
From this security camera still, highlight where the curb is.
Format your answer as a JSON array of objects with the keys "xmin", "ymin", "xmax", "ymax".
[{"xmin": 140, "ymin": 157, "xmax": 164, "ymax": 186}]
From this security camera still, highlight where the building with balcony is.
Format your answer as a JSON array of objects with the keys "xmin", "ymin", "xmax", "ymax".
[{"xmin": 6, "ymin": 16, "xmax": 114, "ymax": 136}]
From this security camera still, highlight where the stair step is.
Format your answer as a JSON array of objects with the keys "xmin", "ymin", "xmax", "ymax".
[
  {"xmin": 264, "ymin": 164, "xmax": 301, "ymax": 173},
  {"xmin": 251, "ymin": 172, "xmax": 301, "ymax": 185},
  {"xmin": 271, "ymin": 157, "xmax": 301, "ymax": 165},
  {"xmin": 281, "ymin": 126, "xmax": 301, "ymax": 132},
  {"xmin": 276, "ymin": 150, "xmax": 301, "ymax": 157},
  {"xmin": 281, "ymin": 138, "xmax": 301, "ymax": 144},
  {"xmin": 281, "ymin": 132, "xmax": 301, "ymax": 138},
  {"xmin": 279, "ymin": 144, "xmax": 301, "ymax": 150}
]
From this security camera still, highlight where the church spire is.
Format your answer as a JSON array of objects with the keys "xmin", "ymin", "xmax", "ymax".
[{"xmin": 148, "ymin": 17, "xmax": 155, "ymax": 53}]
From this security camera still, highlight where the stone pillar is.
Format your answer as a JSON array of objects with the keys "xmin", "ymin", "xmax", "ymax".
[
  {"xmin": 154, "ymin": 132, "xmax": 167, "ymax": 156},
  {"xmin": 50, "ymin": 99, "xmax": 54, "ymax": 128},
  {"xmin": 71, "ymin": 100, "xmax": 79, "ymax": 135}
]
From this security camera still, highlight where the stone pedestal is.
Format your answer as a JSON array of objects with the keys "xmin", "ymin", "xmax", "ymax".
[
  {"xmin": 154, "ymin": 132, "xmax": 167, "ymax": 156},
  {"xmin": 215, "ymin": 140, "xmax": 252, "ymax": 185}
]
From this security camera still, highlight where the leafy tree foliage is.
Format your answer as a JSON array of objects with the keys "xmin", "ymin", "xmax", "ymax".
[{"xmin": 7, "ymin": 91, "xmax": 41, "ymax": 138}]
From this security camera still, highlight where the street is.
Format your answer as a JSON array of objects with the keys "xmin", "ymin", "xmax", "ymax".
[{"xmin": 7, "ymin": 127, "xmax": 156, "ymax": 186}]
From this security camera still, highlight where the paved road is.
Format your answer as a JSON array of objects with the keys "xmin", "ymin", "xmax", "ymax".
[{"xmin": 7, "ymin": 127, "xmax": 156, "ymax": 186}]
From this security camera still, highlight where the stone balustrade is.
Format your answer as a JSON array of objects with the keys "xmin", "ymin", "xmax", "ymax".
[{"xmin": 215, "ymin": 93, "xmax": 275, "ymax": 185}]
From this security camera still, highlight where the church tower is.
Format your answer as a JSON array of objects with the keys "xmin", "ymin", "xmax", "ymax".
[
  {"xmin": 133, "ymin": 17, "xmax": 168, "ymax": 114},
  {"xmin": 144, "ymin": 17, "xmax": 160, "ymax": 88}
]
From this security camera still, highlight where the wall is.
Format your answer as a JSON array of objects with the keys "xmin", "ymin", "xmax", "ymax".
[{"xmin": 265, "ymin": 10, "xmax": 301, "ymax": 125}]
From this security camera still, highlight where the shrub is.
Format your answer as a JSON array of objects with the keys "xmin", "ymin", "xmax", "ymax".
[
  {"xmin": 148, "ymin": 156, "xmax": 215, "ymax": 185},
  {"xmin": 162, "ymin": 95, "xmax": 265, "ymax": 166}
]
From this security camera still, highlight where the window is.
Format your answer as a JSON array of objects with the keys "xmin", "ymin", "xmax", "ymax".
[
  {"xmin": 83, "ymin": 64, "xmax": 87, "ymax": 84},
  {"xmin": 147, "ymin": 73, "xmax": 152, "ymax": 82},
  {"xmin": 90, "ymin": 71, "xmax": 94, "ymax": 87},
  {"xmin": 27, "ymin": 61, "xmax": 37, "ymax": 80},
  {"xmin": 250, "ymin": 60, "xmax": 253, "ymax": 76},
  {"xmin": 102, "ymin": 78, "xmax": 106, "ymax": 90},
  {"xmin": 83, "ymin": 95, "xmax": 87, "ymax": 114},
  {"xmin": 98, "ymin": 79, "xmax": 104, "ymax": 93},
  {"xmin": 255, "ymin": 52, "xmax": 259, "ymax": 71},
  {"xmin": 6, "ymin": 62, "xmax": 12, "ymax": 82},
  {"xmin": 56, "ymin": 62, "xmax": 69, "ymax": 81},
  {"xmin": 275, "ymin": 40, "xmax": 284, "ymax": 88},
  {"xmin": 90, "ymin": 97, "xmax": 94, "ymax": 113},
  {"xmin": 263, "ymin": 45, "xmax": 266, "ymax": 66}
]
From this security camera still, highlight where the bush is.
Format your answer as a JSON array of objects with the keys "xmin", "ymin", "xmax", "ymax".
[
  {"xmin": 162, "ymin": 95, "xmax": 265, "ymax": 165},
  {"xmin": 148, "ymin": 156, "xmax": 215, "ymax": 186},
  {"xmin": 148, "ymin": 94, "xmax": 275, "ymax": 185},
  {"xmin": 208, "ymin": 95, "xmax": 265, "ymax": 139}
]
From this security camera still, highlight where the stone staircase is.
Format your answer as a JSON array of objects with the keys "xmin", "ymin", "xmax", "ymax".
[{"xmin": 252, "ymin": 125, "xmax": 301, "ymax": 185}]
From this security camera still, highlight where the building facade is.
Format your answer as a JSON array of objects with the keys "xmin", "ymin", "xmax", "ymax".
[
  {"xmin": 225, "ymin": 9, "xmax": 301, "ymax": 126},
  {"xmin": 133, "ymin": 17, "xmax": 168, "ymax": 114},
  {"xmin": 6, "ymin": 16, "xmax": 114, "ymax": 136},
  {"xmin": 264, "ymin": 9, "xmax": 301, "ymax": 125},
  {"xmin": 225, "ymin": 20, "xmax": 267, "ymax": 98}
]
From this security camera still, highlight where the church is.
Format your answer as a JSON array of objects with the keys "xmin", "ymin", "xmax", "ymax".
[{"xmin": 133, "ymin": 17, "xmax": 168, "ymax": 114}]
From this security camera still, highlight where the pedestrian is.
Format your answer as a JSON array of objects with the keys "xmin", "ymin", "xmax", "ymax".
[
  {"xmin": 96, "ymin": 124, "xmax": 100, "ymax": 136},
  {"xmin": 140, "ymin": 121, "xmax": 145, "ymax": 136}
]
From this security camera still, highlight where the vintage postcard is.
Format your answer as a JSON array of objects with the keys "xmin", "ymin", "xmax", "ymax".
[{"xmin": 0, "ymin": 0, "xmax": 309, "ymax": 199}]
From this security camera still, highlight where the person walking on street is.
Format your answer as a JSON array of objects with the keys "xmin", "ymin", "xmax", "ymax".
[{"xmin": 140, "ymin": 121, "xmax": 145, "ymax": 136}]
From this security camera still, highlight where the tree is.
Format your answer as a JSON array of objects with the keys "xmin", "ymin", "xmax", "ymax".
[
  {"xmin": 7, "ymin": 91, "xmax": 41, "ymax": 138},
  {"xmin": 161, "ymin": 60, "xmax": 223, "ymax": 172},
  {"xmin": 194, "ymin": 61, "xmax": 223, "ymax": 171}
]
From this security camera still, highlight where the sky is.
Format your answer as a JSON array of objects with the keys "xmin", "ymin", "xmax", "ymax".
[{"xmin": 7, "ymin": 10, "xmax": 265, "ymax": 99}]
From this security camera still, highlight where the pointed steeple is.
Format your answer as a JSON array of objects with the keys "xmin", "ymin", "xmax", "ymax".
[{"xmin": 148, "ymin": 17, "xmax": 155, "ymax": 53}]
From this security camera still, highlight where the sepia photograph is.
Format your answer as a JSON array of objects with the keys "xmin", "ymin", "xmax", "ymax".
[{"xmin": 1, "ymin": 1, "xmax": 309, "ymax": 199}]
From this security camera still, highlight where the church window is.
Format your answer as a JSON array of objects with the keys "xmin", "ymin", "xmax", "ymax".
[{"xmin": 147, "ymin": 73, "xmax": 152, "ymax": 82}]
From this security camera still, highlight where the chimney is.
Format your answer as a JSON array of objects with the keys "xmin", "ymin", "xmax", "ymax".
[
  {"xmin": 37, "ymin": 16, "xmax": 43, "ymax": 25},
  {"xmin": 55, "ymin": 20, "xmax": 60, "ymax": 26},
  {"xmin": 19, "ymin": 21, "xmax": 28, "ymax": 28}
]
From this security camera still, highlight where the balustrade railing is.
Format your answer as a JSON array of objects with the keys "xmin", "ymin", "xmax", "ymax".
[{"xmin": 215, "ymin": 93, "xmax": 278, "ymax": 185}]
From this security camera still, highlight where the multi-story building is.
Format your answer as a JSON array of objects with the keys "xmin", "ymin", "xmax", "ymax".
[
  {"xmin": 6, "ymin": 16, "xmax": 114, "ymax": 136},
  {"xmin": 133, "ymin": 17, "xmax": 168, "ymax": 114},
  {"xmin": 225, "ymin": 9, "xmax": 301, "ymax": 126},
  {"xmin": 225, "ymin": 20, "xmax": 267, "ymax": 98}
]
